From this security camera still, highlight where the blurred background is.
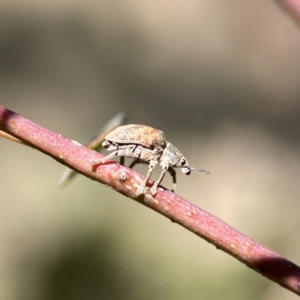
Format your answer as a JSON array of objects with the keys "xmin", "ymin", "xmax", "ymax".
[{"xmin": 1, "ymin": 1, "xmax": 300, "ymax": 299}]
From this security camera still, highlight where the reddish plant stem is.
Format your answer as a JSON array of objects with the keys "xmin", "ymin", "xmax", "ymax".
[{"xmin": 0, "ymin": 105, "xmax": 300, "ymax": 295}]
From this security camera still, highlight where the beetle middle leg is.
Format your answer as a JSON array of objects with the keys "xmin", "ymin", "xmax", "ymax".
[
  {"xmin": 119, "ymin": 156, "xmax": 125, "ymax": 165},
  {"xmin": 128, "ymin": 158, "xmax": 139, "ymax": 169}
]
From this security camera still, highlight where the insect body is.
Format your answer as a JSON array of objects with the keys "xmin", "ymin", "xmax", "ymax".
[{"xmin": 92, "ymin": 124, "xmax": 209, "ymax": 195}]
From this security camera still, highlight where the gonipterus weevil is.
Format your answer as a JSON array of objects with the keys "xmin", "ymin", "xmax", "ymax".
[{"xmin": 91, "ymin": 124, "xmax": 209, "ymax": 195}]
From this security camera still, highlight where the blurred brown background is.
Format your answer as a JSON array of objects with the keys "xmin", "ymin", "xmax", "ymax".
[{"xmin": 1, "ymin": 1, "xmax": 300, "ymax": 299}]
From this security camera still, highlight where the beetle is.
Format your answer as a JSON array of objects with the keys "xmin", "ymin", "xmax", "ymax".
[{"xmin": 91, "ymin": 124, "xmax": 209, "ymax": 195}]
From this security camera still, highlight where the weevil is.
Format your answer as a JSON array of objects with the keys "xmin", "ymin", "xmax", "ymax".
[{"xmin": 91, "ymin": 124, "xmax": 209, "ymax": 195}]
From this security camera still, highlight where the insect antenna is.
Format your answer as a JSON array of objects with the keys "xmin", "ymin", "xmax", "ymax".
[{"xmin": 190, "ymin": 167, "xmax": 210, "ymax": 175}]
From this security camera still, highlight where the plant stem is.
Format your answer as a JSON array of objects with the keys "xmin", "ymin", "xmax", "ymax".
[{"xmin": 0, "ymin": 105, "xmax": 300, "ymax": 295}]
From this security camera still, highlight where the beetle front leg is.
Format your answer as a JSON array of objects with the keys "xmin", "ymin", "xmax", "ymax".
[
  {"xmin": 137, "ymin": 159, "xmax": 158, "ymax": 195},
  {"xmin": 150, "ymin": 166, "xmax": 168, "ymax": 195}
]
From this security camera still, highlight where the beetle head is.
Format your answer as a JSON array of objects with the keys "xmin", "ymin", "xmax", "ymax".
[
  {"xmin": 179, "ymin": 157, "xmax": 210, "ymax": 175},
  {"xmin": 160, "ymin": 142, "xmax": 210, "ymax": 175},
  {"xmin": 179, "ymin": 157, "xmax": 192, "ymax": 175}
]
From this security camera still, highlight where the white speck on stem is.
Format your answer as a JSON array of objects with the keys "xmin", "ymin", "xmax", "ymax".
[{"xmin": 71, "ymin": 140, "xmax": 82, "ymax": 146}]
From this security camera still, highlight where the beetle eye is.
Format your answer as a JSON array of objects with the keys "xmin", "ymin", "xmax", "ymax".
[
  {"xmin": 180, "ymin": 158, "xmax": 191, "ymax": 175},
  {"xmin": 102, "ymin": 141, "xmax": 110, "ymax": 149}
]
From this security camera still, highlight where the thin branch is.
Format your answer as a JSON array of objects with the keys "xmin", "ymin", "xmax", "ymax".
[
  {"xmin": 0, "ymin": 130, "xmax": 29, "ymax": 146},
  {"xmin": 0, "ymin": 105, "xmax": 300, "ymax": 296}
]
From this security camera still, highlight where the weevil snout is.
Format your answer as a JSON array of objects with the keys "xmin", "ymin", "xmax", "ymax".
[
  {"xmin": 179, "ymin": 157, "xmax": 210, "ymax": 176},
  {"xmin": 179, "ymin": 157, "xmax": 191, "ymax": 175}
]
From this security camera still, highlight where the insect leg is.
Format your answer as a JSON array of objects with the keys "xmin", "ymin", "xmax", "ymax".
[
  {"xmin": 92, "ymin": 145, "xmax": 137, "ymax": 165},
  {"xmin": 129, "ymin": 158, "xmax": 140, "ymax": 169},
  {"xmin": 151, "ymin": 166, "xmax": 168, "ymax": 195},
  {"xmin": 140, "ymin": 159, "xmax": 158, "ymax": 190},
  {"xmin": 90, "ymin": 150, "xmax": 119, "ymax": 165},
  {"xmin": 98, "ymin": 150, "xmax": 122, "ymax": 164},
  {"xmin": 130, "ymin": 148, "xmax": 162, "ymax": 170},
  {"xmin": 167, "ymin": 167, "xmax": 177, "ymax": 192}
]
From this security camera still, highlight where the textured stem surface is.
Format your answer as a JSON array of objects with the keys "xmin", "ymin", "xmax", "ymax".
[{"xmin": 1, "ymin": 105, "xmax": 300, "ymax": 295}]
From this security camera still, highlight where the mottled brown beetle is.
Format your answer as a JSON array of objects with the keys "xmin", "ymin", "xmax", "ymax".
[{"xmin": 91, "ymin": 124, "xmax": 209, "ymax": 195}]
